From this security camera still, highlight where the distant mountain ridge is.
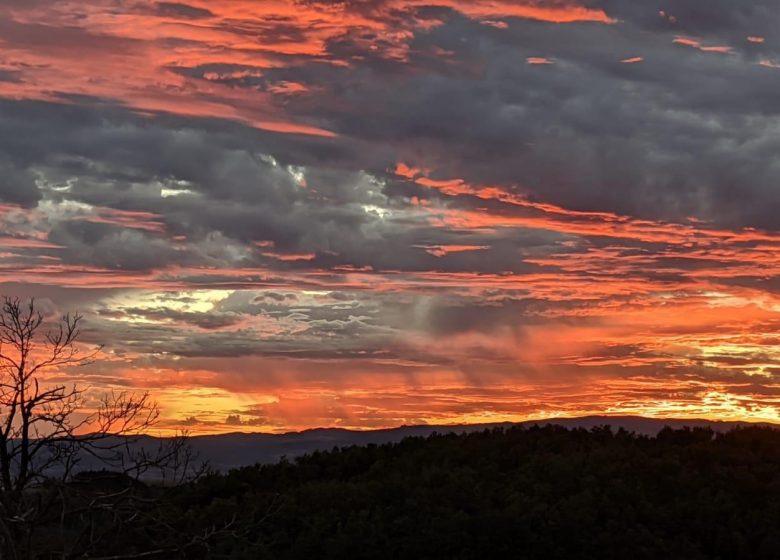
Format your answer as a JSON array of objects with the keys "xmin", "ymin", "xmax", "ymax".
[{"xmin": 181, "ymin": 415, "xmax": 779, "ymax": 472}]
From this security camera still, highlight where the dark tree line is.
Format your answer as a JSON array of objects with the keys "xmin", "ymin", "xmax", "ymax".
[{"xmin": 168, "ymin": 424, "xmax": 780, "ymax": 560}]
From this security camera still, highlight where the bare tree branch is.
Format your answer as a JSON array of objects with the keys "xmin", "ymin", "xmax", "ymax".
[{"xmin": 0, "ymin": 297, "xmax": 200, "ymax": 559}]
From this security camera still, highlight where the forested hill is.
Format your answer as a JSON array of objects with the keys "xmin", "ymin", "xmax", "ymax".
[
  {"xmin": 166, "ymin": 424, "xmax": 780, "ymax": 559},
  {"xmin": 178, "ymin": 415, "xmax": 780, "ymax": 471}
]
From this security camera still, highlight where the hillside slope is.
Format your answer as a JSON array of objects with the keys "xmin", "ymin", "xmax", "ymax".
[
  {"xmin": 182, "ymin": 415, "xmax": 779, "ymax": 471},
  {"xmin": 169, "ymin": 423, "xmax": 780, "ymax": 559}
]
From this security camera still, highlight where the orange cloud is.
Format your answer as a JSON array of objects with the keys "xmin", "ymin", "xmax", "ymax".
[
  {"xmin": 673, "ymin": 36, "xmax": 733, "ymax": 53},
  {"xmin": 78, "ymin": 208, "xmax": 167, "ymax": 233},
  {"xmin": 527, "ymin": 57, "xmax": 555, "ymax": 65},
  {"xmin": 415, "ymin": 244, "xmax": 489, "ymax": 257},
  {"xmin": 420, "ymin": 1, "xmax": 614, "ymax": 24}
]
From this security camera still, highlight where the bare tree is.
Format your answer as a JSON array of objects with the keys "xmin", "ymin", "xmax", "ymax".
[{"xmin": 0, "ymin": 297, "xmax": 198, "ymax": 559}]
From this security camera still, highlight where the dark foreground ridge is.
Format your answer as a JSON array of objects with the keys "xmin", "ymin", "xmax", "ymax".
[{"xmin": 59, "ymin": 422, "xmax": 780, "ymax": 559}]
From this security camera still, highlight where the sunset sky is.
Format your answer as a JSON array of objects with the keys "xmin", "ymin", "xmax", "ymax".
[{"xmin": 3, "ymin": 0, "xmax": 780, "ymax": 433}]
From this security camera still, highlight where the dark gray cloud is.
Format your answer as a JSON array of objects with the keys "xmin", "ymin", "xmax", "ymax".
[
  {"xmin": 249, "ymin": 12, "xmax": 780, "ymax": 229},
  {"xmin": 596, "ymin": 0, "xmax": 780, "ymax": 49},
  {"xmin": 0, "ymin": 163, "xmax": 41, "ymax": 207},
  {"xmin": 153, "ymin": 2, "xmax": 214, "ymax": 19}
]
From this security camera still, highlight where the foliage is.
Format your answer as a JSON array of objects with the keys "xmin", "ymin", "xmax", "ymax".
[{"xmin": 143, "ymin": 424, "xmax": 780, "ymax": 560}]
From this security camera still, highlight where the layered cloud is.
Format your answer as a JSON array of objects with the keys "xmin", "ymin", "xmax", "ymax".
[{"xmin": 2, "ymin": 0, "xmax": 780, "ymax": 432}]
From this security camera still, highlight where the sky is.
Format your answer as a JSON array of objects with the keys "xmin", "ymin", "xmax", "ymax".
[{"xmin": 3, "ymin": 0, "xmax": 780, "ymax": 434}]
